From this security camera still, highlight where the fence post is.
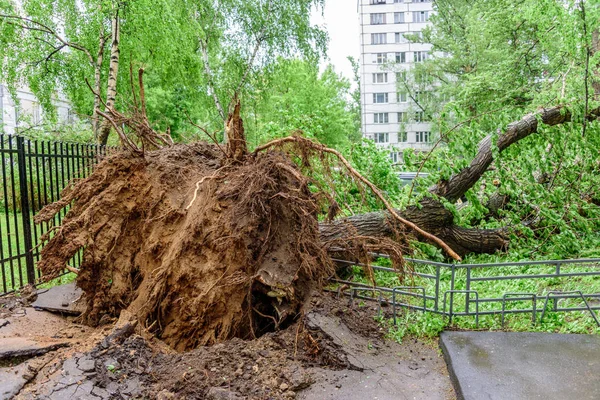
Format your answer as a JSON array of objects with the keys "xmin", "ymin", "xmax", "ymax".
[
  {"xmin": 465, "ymin": 267, "xmax": 471, "ymax": 314},
  {"xmin": 16, "ymin": 136, "xmax": 36, "ymax": 285}
]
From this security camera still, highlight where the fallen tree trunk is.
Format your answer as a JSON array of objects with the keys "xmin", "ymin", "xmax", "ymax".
[
  {"xmin": 323, "ymin": 106, "xmax": 600, "ymax": 257},
  {"xmin": 319, "ymin": 198, "xmax": 507, "ymax": 257}
]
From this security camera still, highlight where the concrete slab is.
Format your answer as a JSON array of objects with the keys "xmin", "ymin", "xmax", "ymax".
[
  {"xmin": 440, "ymin": 331, "xmax": 600, "ymax": 400},
  {"xmin": 0, "ymin": 337, "xmax": 69, "ymax": 360},
  {"xmin": 0, "ymin": 363, "xmax": 29, "ymax": 400},
  {"xmin": 32, "ymin": 283, "xmax": 85, "ymax": 315},
  {"xmin": 0, "ymin": 308, "xmax": 71, "ymax": 340},
  {"xmin": 299, "ymin": 313, "xmax": 453, "ymax": 400}
]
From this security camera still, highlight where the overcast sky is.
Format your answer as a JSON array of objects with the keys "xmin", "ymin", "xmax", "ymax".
[{"xmin": 310, "ymin": 0, "xmax": 361, "ymax": 83}]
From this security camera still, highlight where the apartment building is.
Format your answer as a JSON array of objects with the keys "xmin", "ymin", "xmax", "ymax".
[
  {"xmin": 359, "ymin": 0, "xmax": 434, "ymax": 163},
  {"xmin": 0, "ymin": 84, "xmax": 75, "ymax": 135}
]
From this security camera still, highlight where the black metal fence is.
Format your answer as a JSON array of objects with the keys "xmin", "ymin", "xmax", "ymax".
[
  {"xmin": 0, "ymin": 134, "xmax": 114, "ymax": 295},
  {"xmin": 330, "ymin": 257, "xmax": 600, "ymax": 328}
]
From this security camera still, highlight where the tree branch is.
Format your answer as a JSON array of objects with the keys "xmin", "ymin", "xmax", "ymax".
[
  {"xmin": 0, "ymin": 14, "xmax": 94, "ymax": 65},
  {"xmin": 431, "ymin": 105, "xmax": 600, "ymax": 203}
]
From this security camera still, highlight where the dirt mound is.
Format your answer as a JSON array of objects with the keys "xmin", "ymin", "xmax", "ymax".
[{"xmin": 36, "ymin": 142, "xmax": 333, "ymax": 351}]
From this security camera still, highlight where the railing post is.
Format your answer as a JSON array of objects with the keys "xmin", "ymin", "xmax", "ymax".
[
  {"xmin": 465, "ymin": 267, "xmax": 471, "ymax": 314},
  {"xmin": 554, "ymin": 263, "xmax": 561, "ymax": 311},
  {"xmin": 16, "ymin": 136, "xmax": 36, "ymax": 285},
  {"xmin": 434, "ymin": 265, "xmax": 440, "ymax": 312}
]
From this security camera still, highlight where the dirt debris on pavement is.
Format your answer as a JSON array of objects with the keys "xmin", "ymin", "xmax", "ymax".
[{"xmin": 2, "ymin": 290, "xmax": 454, "ymax": 399}]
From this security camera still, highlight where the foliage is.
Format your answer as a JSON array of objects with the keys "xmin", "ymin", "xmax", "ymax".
[
  {"xmin": 393, "ymin": 0, "xmax": 600, "ymax": 262},
  {"xmin": 0, "ymin": 0, "xmax": 328, "ymax": 141},
  {"xmin": 244, "ymin": 59, "xmax": 359, "ymax": 148},
  {"xmin": 347, "ymin": 56, "xmax": 362, "ymax": 141}
]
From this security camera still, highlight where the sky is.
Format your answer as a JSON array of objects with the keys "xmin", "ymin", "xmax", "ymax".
[{"xmin": 310, "ymin": 0, "xmax": 361, "ymax": 83}]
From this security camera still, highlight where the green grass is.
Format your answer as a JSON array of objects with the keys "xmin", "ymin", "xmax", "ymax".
[
  {"xmin": 342, "ymin": 257, "xmax": 600, "ymax": 343},
  {"xmin": 0, "ymin": 211, "xmax": 29, "ymax": 292},
  {"xmin": 0, "ymin": 211, "xmax": 79, "ymax": 294}
]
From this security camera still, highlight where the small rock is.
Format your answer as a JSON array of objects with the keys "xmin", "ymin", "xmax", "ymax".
[
  {"xmin": 78, "ymin": 358, "xmax": 95, "ymax": 372},
  {"xmin": 206, "ymin": 387, "xmax": 243, "ymax": 400},
  {"xmin": 156, "ymin": 389, "xmax": 176, "ymax": 400},
  {"xmin": 234, "ymin": 368, "xmax": 243, "ymax": 377},
  {"xmin": 279, "ymin": 383, "xmax": 289, "ymax": 391},
  {"xmin": 66, "ymin": 332, "xmax": 74, "ymax": 339},
  {"xmin": 258, "ymin": 350, "xmax": 269, "ymax": 357},
  {"xmin": 252, "ymin": 365, "xmax": 259, "ymax": 373}
]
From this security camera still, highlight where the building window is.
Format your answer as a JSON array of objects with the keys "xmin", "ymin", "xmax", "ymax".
[
  {"xmin": 370, "ymin": 0, "xmax": 387, "ymax": 4},
  {"xmin": 372, "ymin": 73, "xmax": 388, "ymax": 83},
  {"xmin": 373, "ymin": 93, "xmax": 389, "ymax": 103},
  {"xmin": 414, "ymin": 51, "xmax": 429, "ymax": 62},
  {"xmin": 414, "ymin": 0, "xmax": 432, "ymax": 3},
  {"xmin": 394, "ymin": 12, "xmax": 405, "ymax": 24},
  {"xmin": 374, "ymin": 133, "xmax": 389, "ymax": 143},
  {"xmin": 397, "ymin": 112, "xmax": 407, "ymax": 123},
  {"xmin": 397, "ymin": 92, "xmax": 407, "ymax": 102},
  {"xmin": 396, "ymin": 71, "xmax": 407, "ymax": 82},
  {"xmin": 31, "ymin": 102, "xmax": 41, "ymax": 125},
  {"xmin": 370, "ymin": 13, "xmax": 386, "ymax": 25},
  {"xmin": 414, "ymin": 111, "xmax": 426, "ymax": 122},
  {"xmin": 390, "ymin": 151, "xmax": 403, "ymax": 164},
  {"xmin": 414, "ymin": 91, "xmax": 430, "ymax": 103},
  {"xmin": 371, "ymin": 33, "xmax": 387, "ymax": 45},
  {"xmin": 399, "ymin": 131, "xmax": 408, "ymax": 142},
  {"xmin": 414, "ymin": 70, "xmax": 430, "ymax": 84},
  {"xmin": 413, "ymin": 11, "xmax": 429, "ymax": 23},
  {"xmin": 395, "ymin": 52, "xmax": 406, "ymax": 63},
  {"xmin": 375, "ymin": 53, "xmax": 387, "ymax": 64},
  {"xmin": 374, "ymin": 113, "xmax": 389, "ymax": 124},
  {"xmin": 415, "ymin": 131, "xmax": 431, "ymax": 143},
  {"xmin": 395, "ymin": 33, "xmax": 407, "ymax": 44}
]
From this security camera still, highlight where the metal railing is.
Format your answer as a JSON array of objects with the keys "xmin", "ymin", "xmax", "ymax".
[
  {"xmin": 0, "ymin": 134, "xmax": 115, "ymax": 295},
  {"xmin": 330, "ymin": 257, "xmax": 600, "ymax": 328}
]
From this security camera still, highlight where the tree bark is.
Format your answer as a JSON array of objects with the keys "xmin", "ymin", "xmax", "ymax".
[
  {"xmin": 430, "ymin": 106, "xmax": 572, "ymax": 203},
  {"xmin": 92, "ymin": 30, "xmax": 107, "ymax": 137},
  {"xmin": 98, "ymin": 10, "xmax": 120, "ymax": 145},
  {"xmin": 319, "ymin": 198, "xmax": 507, "ymax": 257}
]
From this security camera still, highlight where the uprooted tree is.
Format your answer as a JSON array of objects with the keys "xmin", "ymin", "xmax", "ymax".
[
  {"xmin": 35, "ymin": 72, "xmax": 422, "ymax": 351},
  {"xmin": 34, "ymin": 66, "xmax": 599, "ymax": 351}
]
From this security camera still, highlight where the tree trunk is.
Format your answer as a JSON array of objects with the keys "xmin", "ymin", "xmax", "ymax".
[
  {"xmin": 98, "ymin": 10, "xmax": 120, "ymax": 145},
  {"xmin": 92, "ymin": 30, "xmax": 106, "ymax": 137},
  {"xmin": 319, "ymin": 198, "xmax": 507, "ymax": 257},
  {"xmin": 225, "ymin": 101, "xmax": 247, "ymax": 161}
]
